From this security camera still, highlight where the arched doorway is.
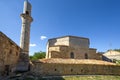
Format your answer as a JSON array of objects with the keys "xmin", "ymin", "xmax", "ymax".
[
  {"xmin": 70, "ymin": 52, "xmax": 74, "ymax": 58},
  {"xmin": 85, "ymin": 53, "xmax": 88, "ymax": 59}
]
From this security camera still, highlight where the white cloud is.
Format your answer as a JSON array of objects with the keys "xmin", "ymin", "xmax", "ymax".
[
  {"xmin": 40, "ymin": 36, "xmax": 47, "ymax": 40},
  {"xmin": 30, "ymin": 44, "xmax": 36, "ymax": 47}
]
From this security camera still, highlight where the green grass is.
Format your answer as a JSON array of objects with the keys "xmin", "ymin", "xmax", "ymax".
[
  {"xmin": 63, "ymin": 75, "xmax": 120, "ymax": 80},
  {"xmin": 24, "ymin": 75, "xmax": 120, "ymax": 80},
  {"xmin": 38, "ymin": 75, "xmax": 120, "ymax": 80}
]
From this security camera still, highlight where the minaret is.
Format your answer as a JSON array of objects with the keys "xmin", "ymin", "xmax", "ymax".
[
  {"xmin": 16, "ymin": 0, "xmax": 33, "ymax": 71},
  {"xmin": 20, "ymin": 0, "xmax": 33, "ymax": 55}
]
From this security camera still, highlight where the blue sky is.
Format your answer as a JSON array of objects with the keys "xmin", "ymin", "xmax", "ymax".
[{"xmin": 0, "ymin": 0, "xmax": 120, "ymax": 55}]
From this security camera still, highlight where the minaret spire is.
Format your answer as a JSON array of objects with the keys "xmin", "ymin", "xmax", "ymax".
[
  {"xmin": 26, "ymin": 0, "xmax": 28, "ymax": 1},
  {"xmin": 18, "ymin": 0, "xmax": 33, "ymax": 71},
  {"xmin": 20, "ymin": 0, "xmax": 33, "ymax": 53}
]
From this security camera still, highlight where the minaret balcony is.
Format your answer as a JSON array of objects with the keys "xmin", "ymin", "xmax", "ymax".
[{"xmin": 20, "ymin": 13, "xmax": 33, "ymax": 22}]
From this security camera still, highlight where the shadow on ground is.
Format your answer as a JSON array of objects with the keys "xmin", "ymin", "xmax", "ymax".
[{"xmin": 38, "ymin": 76, "xmax": 65, "ymax": 80}]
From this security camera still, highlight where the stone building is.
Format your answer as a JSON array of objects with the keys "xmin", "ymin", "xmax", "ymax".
[
  {"xmin": 1, "ymin": 0, "xmax": 120, "ymax": 77},
  {"xmin": 46, "ymin": 36, "xmax": 102, "ymax": 60},
  {"xmin": 0, "ymin": 31, "xmax": 21, "ymax": 75},
  {"xmin": 103, "ymin": 50, "xmax": 120, "ymax": 62},
  {"xmin": 0, "ymin": 0, "xmax": 33, "ymax": 75},
  {"xmin": 31, "ymin": 58, "xmax": 120, "ymax": 76},
  {"xmin": 31, "ymin": 36, "xmax": 120, "ymax": 76},
  {"xmin": 16, "ymin": 0, "xmax": 33, "ymax": 72}
]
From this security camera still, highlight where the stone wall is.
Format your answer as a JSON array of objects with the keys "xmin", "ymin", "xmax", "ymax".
[
  {"xmin": 48, "ymin": 36, "xmax": 89, "ymax": 48},
  {"xmin": 69, "ymin": 36, "xmax": 89, "ymax": 48},
  {"xmin": 46, "ymin": 36, "xmax": 89, "ymax": 59},
  {"xmin": 47, "ymin": 46, "xmax": 101, "ymax": 60},
  {"xmin": 48, "ymin": 37, "xmax": 69, "ymax": 47},
  {"xmin": 0, "ymin": 32, "xmax": 21, "ymax": 75},
  {"xmin": 48, "ymin": 46, "xmax": 90, "ymax": 59},
  {"xmin": 31, "ymin": 59, "xmax": 120, "ymax": 76},
  {"xmin": 88, "ymin": 48, "xmax": 102, "ymax": 60}
]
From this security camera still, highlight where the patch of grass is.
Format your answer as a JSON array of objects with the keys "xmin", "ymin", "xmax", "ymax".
[
  {"xmin": 39, "ymin": 75, "xmax": 120, "ymax": 80},
  {"xmin": 63, "ymin": 75, "xmax": 120, "ymax": 80},
  {"xmin": 22, "ymin": 75, "xmax": 120, "ymax": 80}
]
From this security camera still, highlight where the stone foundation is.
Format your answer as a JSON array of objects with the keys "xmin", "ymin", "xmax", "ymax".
[{"xmin": 31, "ymin": 59, "xmax": 120, "ymax": 76}]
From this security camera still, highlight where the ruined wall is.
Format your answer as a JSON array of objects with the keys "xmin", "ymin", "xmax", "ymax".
[
  {"xmin": 0, "ymin": 32, "xmax": 21, "ymax": 75},
  {"xmin": 31, "ymin": 59, "xmax": 120, "ymax": 76}
]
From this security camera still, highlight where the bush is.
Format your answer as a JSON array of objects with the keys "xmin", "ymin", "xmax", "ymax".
[{"xmin": 30, "ymin": 51, "xmax": 46, "ymax": 60}]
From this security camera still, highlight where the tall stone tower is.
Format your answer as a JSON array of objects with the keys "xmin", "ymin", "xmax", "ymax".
[
  {"xmin": 20, "ymin": 0, "xmax": 33, "ymax": 54},
  {"xmin": 15, "ymin": 0, "xmax": 33, "ymax": 72}
]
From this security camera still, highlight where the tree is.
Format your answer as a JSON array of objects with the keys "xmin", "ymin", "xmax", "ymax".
[
  {"xmin": 113, "ymin": 49, "xmax": 120, "ymax": 52},
  {"xmin": 30, "ymin": 51, "xmax": 46, "ymax": 60},
  {"xmin": 107, "ymin": 49, "xmax": 120, "ymax": 52}
]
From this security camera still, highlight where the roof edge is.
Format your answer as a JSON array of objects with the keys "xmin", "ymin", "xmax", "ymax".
[{"xmin": 48, "ymin": 35, "xmax": 89, "ymax": 41}]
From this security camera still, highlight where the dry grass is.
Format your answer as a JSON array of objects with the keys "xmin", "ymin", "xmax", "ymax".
[
  {"xmin": 37, "ymin": 75, "xmax": 120, "ymax": 80},
  {"xmin": 63, "ymin": 75, "xmax": 120, "ymax": 80}
]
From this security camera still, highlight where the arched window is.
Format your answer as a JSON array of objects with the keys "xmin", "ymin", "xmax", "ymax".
[
  {"xmin": 9, "ymin": 50, "xmax": 12, "ymax": 54},
  {"xmin": 25, "ymin": 11, "xmax": 29, "ymax": 15},
  {"xmin": 71, "ymin": 69, "xmax": 73, "ymax": 72},
  {"xmin": 70, "ymin": 52, "xmax": 74, "ymax": 58},
  {"xmin": 54, "ymin": 68, "xmax": 57, "ymax": 71},
  {"xmin": 85, "ymin": 53, "xmax": 88, "ymax": 59},
  {"xmin": 16, "ymin": 52, "xmax": 18, "ymax": 56}
]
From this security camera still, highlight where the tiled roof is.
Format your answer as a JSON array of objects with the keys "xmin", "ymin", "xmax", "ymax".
[{"xmin": 33, "ymin": 58, "xmax": 117, "ymax": 65}]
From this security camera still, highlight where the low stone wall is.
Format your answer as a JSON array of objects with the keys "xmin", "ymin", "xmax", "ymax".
[{"xmin": 31, "ymin": 59, "xmax": 120, "ymax": 76}]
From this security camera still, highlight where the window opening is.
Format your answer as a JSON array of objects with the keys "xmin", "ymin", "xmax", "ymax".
[
  {"xmin": 25, "ymin": 11, "xmax": 29, "ymax": 15},
  {"xmin": 70, "ymin": 52, "xmax": 74, "ymax": 58},
  {"xmin": 85, "ymin": 53, "xmax": 88, "ymax": 59},
  {"xmin": 71, "ymin": 69, "xmax": 73, "ymax": 72}
]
